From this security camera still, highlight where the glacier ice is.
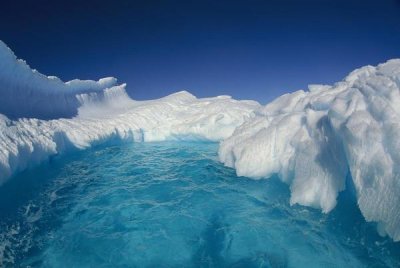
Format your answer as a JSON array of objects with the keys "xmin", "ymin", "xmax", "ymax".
[
  {"xmin": 0, "ymin": 90, "xmax": 258, "ymax": 184},
  {"xmin": 0, "ymin": 41, "xmax": 259, "ymax": 186},
  {"xmin": 1, "ymin": 39, "xmax": 400, "ymax": 242},
  {"xmin": 219, "ymin": 59, "xmax": 400, "ymax": 241},
  {"xmin": 0, "ymin": 40, "xmax": 120, "ymax": 120}
]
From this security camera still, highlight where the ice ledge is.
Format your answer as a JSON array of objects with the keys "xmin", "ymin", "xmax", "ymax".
[
  {"xmin": 0, "ymin": 40, "xmax": 119, "ymax": 119},
  {"xmin": 2, "ymin": 39, "xmax": 400, "ymax": 242},
  {"xmin": 219, "ymin": 58, "xmax": 400, "ymax": 241}
]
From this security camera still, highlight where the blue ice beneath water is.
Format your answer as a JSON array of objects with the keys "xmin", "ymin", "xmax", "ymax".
[{"xmin": 0, "ymin": 142, "xmax": 399, "ymax": 267}]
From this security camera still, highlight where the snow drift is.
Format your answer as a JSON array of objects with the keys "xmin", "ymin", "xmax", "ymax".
[
  {"xmin": 1, "ymin": 39, "xmax": 400, "ymax": 242},
  {"xmin": 219, "ymin": 59, "xmax": 400, "ymax": 241}
]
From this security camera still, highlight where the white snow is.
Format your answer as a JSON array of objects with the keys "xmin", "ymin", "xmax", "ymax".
[
  {"xmin": 0, "ymin": 41, "xmax": 259, "ymax": 185},
  {"xmin": 1, "ymin": 39, "xmax": 400, "ymax": 242},
  {"xmin": 0, "ymin": 90, "xmax": 259, "ymax": 184},
  {"xmin": 0, "ymin": 40, "xmax": 119, "ymax": 119},
  {"xmin": 219, "ymin": 59, "xmax": 400, "ymax": 241}
]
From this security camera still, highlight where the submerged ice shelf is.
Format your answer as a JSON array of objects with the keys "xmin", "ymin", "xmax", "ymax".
[{"xmin": 1, "ymin": 39, "xmax": 400, "ymax": 242}]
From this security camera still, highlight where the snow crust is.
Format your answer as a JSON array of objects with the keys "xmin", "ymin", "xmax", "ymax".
[
  {"xmin": 219, "ymin": 59, "xmax": 400, "ymax": 241},
  {"xmin": 2, "ymin": 39, "xmax": 400, "ymax": 241}
]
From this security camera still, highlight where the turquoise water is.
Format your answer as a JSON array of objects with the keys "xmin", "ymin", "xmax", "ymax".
[{"xmin": 0, "ymin": 142, "xmax": 399, "ymax": 267}]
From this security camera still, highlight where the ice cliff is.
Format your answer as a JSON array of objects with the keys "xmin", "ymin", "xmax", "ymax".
[
  {"xmin": 219, "ymin": 59, "xmax": 400, "ymax": 241},
  {"xmin": 1, "ymin": 39, "xmax": 400, "ymax": 241},
  {"xmin": 0, "ymin": 40, "xmax": 259, "ymax": 185},
  {"xmin": 0, "ymin": 41, "xmax": 121, "ymax": 120}
]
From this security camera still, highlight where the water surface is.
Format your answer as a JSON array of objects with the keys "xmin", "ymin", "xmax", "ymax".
[{"xmin": 0, "ymin": 142, "xmax": 399, "ymax": 267}]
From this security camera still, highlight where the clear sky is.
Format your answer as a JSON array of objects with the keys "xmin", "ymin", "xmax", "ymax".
[{"xmin": 1, "ymin": 0, "xmax": 400, "ymax": 104}]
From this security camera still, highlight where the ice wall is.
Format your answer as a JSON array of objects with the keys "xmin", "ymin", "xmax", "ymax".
[
  {"xmin": 219, "ymin": 59, "xmax": 400, "ymax": 241},
  {"xmin": 0, "ymin": 40, "xmax": 259, "ymax": 185},
  {"xmin": 0, "ymin": 91, "xmax": 259, "ymax": 185},
  {"xmin": 0, "ymin": 40, "xmax": 121, "ymax": 119},
  {"xmin": 2, "ymin": 39, "xmax": 400, "ymax": 242}
]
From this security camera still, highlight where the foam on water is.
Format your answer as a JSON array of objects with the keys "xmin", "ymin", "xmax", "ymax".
[{"xmin": 0, "ymin": 142, "xmax": 399, "ymax": 267}]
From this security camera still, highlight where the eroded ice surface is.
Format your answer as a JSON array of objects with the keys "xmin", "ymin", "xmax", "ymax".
[
  {"xmin": 1, "ymin": 39, "xmax": 400, "ymax": 242},
  {"xmin": 219, "ymin": 59, "xmax": 400, "ymax": 241},
  {"xmin": 0, "ymin": 41, "xmax": 259, "ymax": 185}
]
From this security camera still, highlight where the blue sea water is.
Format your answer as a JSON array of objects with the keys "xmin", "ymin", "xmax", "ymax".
[{"xmin": 0, "ymin": 142, "xmax": 399, "ymax": 267}]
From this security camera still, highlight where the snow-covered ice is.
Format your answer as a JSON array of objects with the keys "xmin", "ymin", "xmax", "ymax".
[
  {"xmin": 1, "ymin": 39, "xmax": 400, "ymax": 241},
  {"xmin": 0, "ymin": 40, "xmax": 259, "ymax": 185},
  {"xmin": 0, "ymin": 41, "xmax": 119, "ymax": 120},
  {"xmin": 219, "ymin": 59, "xmax": 400, "ymax": 241}
]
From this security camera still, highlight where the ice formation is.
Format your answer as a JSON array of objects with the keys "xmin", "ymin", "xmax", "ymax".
[
  {"xmin": 219, "ymin": 59, "xmax": 400, "ymax": 241},
  {"xmin": 0, "ymin": 40, "xmax": 259, "ymax": 185},
  {"xmin": 1, "ymin": 39, "xmax": 400, "ymax": 241},
  {"xmin": 0, "ymin": 41, "xmax": 120, "ymax": 120}
]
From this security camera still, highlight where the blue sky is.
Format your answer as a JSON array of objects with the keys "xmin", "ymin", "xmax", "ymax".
[{"xmin": 1, "ymin": 0, "xmax": 400, "ymax": 103}]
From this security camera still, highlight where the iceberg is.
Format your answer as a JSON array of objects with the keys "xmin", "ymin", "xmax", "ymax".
[
  {"xmin": 1, "ymin": 39, "xmax": 400, "ymax": 242},
  {"xmin": 0, "ymin": 40, "xmax": 260, "ymax": 185},
  {"xmin": 219, "ymin": 59, "xmax": 400, "ymax": 241},
  {"xmin": 0, "ymin": 41, "xmax": 120, "ymax": 120}
]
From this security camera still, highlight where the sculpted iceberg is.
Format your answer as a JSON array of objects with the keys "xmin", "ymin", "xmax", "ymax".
[
  {"xmin": 0, "ymin": 41, "xmax": 120, "ymax": 120},
  {"xmin": 0, "ymin": 40, "xmax": 259, "ymax": 185},
  {"xmin": 219, "ymin": 59, "xmax": 400, "ymax": 241},
  {"xmin": 1, "ymin": 39, "xmax": 400, "ymax": 242}
]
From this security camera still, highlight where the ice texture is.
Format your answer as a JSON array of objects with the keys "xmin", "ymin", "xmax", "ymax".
[
  {"xmin": 0, "ymin": 41, "xmax": 259, "ymax": 185},
  {"xmin": 219, "ymin": 59, "xmax": 400, "ymax": 241},
  {"xmin": 0, "ymin": 40, "xmax": 119, "ymax": 119},
  {"xmin": 2, "ymin": 39, "xmax": 400, "ymax": 242}
]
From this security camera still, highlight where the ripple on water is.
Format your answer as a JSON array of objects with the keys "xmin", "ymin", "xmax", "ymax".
[{"xmin": 0, "ymin": 142, "xmax": 399, "ymax": 267}]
